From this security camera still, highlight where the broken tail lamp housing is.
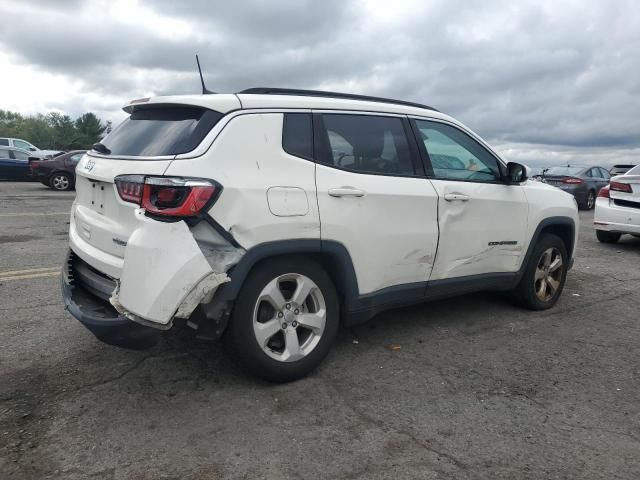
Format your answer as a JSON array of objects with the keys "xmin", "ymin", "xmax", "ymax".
[{"xmin": 115, "ymin": 175, "xmax": 219, "ymax": 219}]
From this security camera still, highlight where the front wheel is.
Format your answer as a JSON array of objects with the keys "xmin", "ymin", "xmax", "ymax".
[
  {"xmin": 513, "ymin": 234, "xmax": 568, "ymax": 310},
  {"xmin": 224, "ymin": 257, "xmax": 339, "ymax": 382},
  {"xmin": 596, "ymin": 230, "xmax": 621, "ymax": 243}
]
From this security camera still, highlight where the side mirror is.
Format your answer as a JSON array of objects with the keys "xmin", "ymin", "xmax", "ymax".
[
  {"xmin": 29, "ymin": 147, "xmax": 37, "ymax": 151},
  {"xmin": 505, "ymin": 162, "xmax": 527, "ymax": 183}
]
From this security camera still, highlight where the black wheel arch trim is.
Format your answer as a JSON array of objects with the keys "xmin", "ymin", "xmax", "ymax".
[
  {"xmin": 518, "ymin": 216, "xmax": 576, "ymax": 278},
  {"xmin": 213, "ymin": 239, "xmax": 359, "ymax": 309},
  {"xmin": 208, "ymin": 216, "xmax": 575, "ymax": 331}
]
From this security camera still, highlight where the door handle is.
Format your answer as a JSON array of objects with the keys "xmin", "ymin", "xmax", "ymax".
[
  {"xmin": 328, "ymin": 187, "xmax": 366, "ymax": 198},
  {"xmin": 444, "ymin": 193, "xmax": 470, "ymax": 202}
]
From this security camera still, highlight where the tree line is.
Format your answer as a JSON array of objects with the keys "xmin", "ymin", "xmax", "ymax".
[{"xmin": 0, "ymin": 110, "xmax": 112, "ymax": 151}]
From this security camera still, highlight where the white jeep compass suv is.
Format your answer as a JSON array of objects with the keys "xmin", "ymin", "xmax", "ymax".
[{"xmin": 62, "ymin": 88, "xmax": 579, "ymax": 382}]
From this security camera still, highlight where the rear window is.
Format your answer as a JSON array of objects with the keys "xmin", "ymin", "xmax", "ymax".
[
  {"xmin": 627, "ymin": 165, "xmax": 640, "ymax": 175},
  {"xmin": 546, "ymin": 166, "xmax": 584, "ymax": 176},
  {"xmin": 101, "ymin": 106, "xmax": 224, "ymax": 157}
]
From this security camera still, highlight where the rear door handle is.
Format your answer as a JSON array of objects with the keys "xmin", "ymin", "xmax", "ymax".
[
  {"xmin": 444, "ymin": 193, "xmax": 470, "ymax": 202},
  {"xmin": 328, "ymin": 187, "xmax": 366, "ymax": 198}
]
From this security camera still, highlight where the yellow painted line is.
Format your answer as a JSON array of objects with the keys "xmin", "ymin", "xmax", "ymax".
[
  {"xmin": 0, "ymin": 212, "xmax": 69, "ymax": 217},
  {"xmin": 0, "ymin": 267, "xmax": 59, "ymax": 277},
  {"xmin": 0, "ymin": 271, "xmax": 60, "ymax": 281}
]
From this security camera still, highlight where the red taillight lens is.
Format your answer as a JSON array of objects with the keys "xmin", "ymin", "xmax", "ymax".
[
  {"xmin": 562, "ymin": 177, "xmax": 584, "ymax": 184},
  {"xmin": 597, "ymin": 184, "xmax": 610, "ymax": 198},
  {"xmin": 115, "ymin": 175, "xmax": 219, "ymax": 218},
  {"xmin": 610, "ymin": 181, "xmax": 632, "ymax": 193},
  {"xmin": 115, "ymin": 175, "xmax": 145, "ymax": 203}
]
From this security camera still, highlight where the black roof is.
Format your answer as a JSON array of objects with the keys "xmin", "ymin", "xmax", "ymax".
[{"xmin": 238, "ymin": 88, "xmax": 438, "ymax": 112}]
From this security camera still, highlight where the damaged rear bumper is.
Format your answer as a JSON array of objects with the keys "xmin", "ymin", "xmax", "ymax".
[
  {"xmin": 61, "ymin": 250, "xmax": 160, "ymax": 349},
  {"xmin": 64, "ymin": 208, "xmax": 245, "ymax": 345}
]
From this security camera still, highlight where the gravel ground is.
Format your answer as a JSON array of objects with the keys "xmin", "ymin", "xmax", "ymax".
[{"xmin": 1, "ymin": 181, "xmax": 639, "ymax": 480}]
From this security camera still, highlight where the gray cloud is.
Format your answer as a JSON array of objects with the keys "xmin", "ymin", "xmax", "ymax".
[{"xmin": 1, "ymin": 0, "xmax": 639, "ymax": 167}]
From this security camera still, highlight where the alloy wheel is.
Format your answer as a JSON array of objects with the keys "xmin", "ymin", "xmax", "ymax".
[
  {"xmin": 52, "ymin": 175, "xmax": 70, "ymax": 191},
  {"xmin": 587, "ymin": 191, "xmax": 595, "ymax": 209},
  {"xmin": 534, "ymin": 247, "xmax": 564, "ymax": 302},
  {"xmin": 252, "ymin": 273, "xmax": 326, "ymax": 362}
]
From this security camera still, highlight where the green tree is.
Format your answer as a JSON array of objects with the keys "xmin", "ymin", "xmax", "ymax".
[
  {"xmin": 0, "ymin": 109, "xmax": 110, "ymax": 150},
  {"xmin": 0, "ymin": 110, "xmax": 25, "ymax": 138},
  {"xmin": 75, "ymin": 112, "xmax": 108, "ymax": 147}
]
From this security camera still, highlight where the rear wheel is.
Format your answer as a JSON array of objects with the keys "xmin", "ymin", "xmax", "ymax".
[
  {"xmin": 224, "ymin": 257, "xmax": 339, "ymax": 382},
  {"xmin": 513, "ymin": 234, "xmax": 568, "ymax": 310},
  {"xmin": 50, "ymin": 172, "xmax": 72, "ymax": 191},
  {"xmin": 582, "ymin": 190, "xmax": 596, "ymax": 210},
  {"xmin": 596, "ymin": 230, "xmax": 621, "ymax": 243}
]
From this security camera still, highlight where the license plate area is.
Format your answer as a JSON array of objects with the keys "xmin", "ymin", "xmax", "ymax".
[{"xmin": 89, "ymin": 180, "xmax": 107, "ymax": 214}]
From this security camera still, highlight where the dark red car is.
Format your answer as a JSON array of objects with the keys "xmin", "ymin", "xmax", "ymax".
[{"xmin": 29, "ymin": 150, "xmax": 86, "ymax": 191}]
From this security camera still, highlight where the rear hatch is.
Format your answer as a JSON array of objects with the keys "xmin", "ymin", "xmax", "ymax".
[{"xmin": 73, "ymin": 105, "xmax": 225, "ymax": 261}]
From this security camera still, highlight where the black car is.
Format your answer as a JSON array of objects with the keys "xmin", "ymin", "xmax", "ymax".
[
  {"xmin": 541, "ymin": 165, "xmax": 610, "ymax": 210},
  {"xmin": 29, "ymin": 150, "xmax": 86, "ymax": 191}
]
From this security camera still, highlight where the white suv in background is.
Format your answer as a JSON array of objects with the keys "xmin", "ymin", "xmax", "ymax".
[
  {"xmin": 0, "ymin": 137, "xmax": 62, "ymax": 158},
  {"xmin": 62, "ymin": 88, "xmax": 579, "ymax": 382}
]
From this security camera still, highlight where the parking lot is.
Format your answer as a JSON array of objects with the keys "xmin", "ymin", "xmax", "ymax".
[{"xmin": 0, "ymin": 180, "xmax": 638, "ymax": 480}]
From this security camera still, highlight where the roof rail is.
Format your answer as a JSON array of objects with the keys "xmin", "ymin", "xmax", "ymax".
[{"xmin": 238, "ymin": 88, "xmax": 438, "ymax": 112}]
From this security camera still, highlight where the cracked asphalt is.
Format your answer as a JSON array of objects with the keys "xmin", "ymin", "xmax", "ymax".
[{"xmin": 1, "ymin": 181, "xmax": 639, "ymax": 480}]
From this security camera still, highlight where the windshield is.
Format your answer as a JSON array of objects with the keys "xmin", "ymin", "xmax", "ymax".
[
  {"xmin": 100, "ymin": 106, "xmax": 223, "ymax": 156},
  {"xmin": 545, "ymin": 166, "xmax": 584, "ymax": 176}
]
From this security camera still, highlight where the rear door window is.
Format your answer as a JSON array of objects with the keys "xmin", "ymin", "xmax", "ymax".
[
  {"xmin": 317, "ymin": 114, "xmax": 417, "ymax": 176},
  {"xmin": 0, "ymin": 139, "xmax": 9, "ymax": 146},
  {"xmin": 101, "ymin": 106, "xmax": 224, "ymax": 157}
]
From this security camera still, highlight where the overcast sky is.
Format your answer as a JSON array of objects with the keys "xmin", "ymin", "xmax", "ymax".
[{"xmin": 1, "ymin": 0, "xmax": 639, "ymax": 167}]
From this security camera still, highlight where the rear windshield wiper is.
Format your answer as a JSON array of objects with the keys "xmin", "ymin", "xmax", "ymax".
[{"xmin": 92, "ymin": 142, "xmax": 111, "ymax": 155}]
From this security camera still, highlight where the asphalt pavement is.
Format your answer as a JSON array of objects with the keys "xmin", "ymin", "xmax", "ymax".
[{"xmin": 1, "ymin": 181, "xmax": 639, "ymax": 480}]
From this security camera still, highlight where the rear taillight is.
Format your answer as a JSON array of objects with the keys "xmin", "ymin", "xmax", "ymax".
[
  {"xmin": 562, "ymin": 177, "xmax": 584, "ymax": 184},
  {"xmin": 597, "ymin": 185, "xmax": 610, "ymax": 198},
  {"xmin": 115, "ymin": 175, "xmax": 145, "ymax": 203},
  {"xmin": 610, "ymin": 181, "xmax": 632, "ymax": 193},
  {"xmin": 115, "ymin": 175, "xmax": 219, "ymax": 218}
]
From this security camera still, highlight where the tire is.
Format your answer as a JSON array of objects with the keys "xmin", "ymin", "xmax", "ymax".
[
  {"xmin": 513, "ymin": 234, "xmax": 568, "ymax": 310},
  {"xmin": 49, "ymin": 172, "xmax": 73, "ymax": 191},
  {"xmin": 580, "ymin": 190, "xmax": 596, "ymax": 210},
  {"xmin": 596, "ymin": 230, "xmax": 621, "ymax": 244},
  {"xmin": 224, "ymin": 256, "xmax": 340, "ymax": 382}
]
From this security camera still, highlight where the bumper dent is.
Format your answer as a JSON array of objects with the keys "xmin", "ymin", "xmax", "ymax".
[{"xmin": 113, "ymin": 210, "xmax": 239, "ymax": 326}]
